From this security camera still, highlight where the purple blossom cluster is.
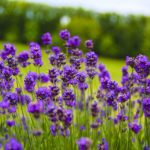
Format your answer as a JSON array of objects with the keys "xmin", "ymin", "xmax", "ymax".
[{"xmin": 0, "ymin": 29, "xmax": 150, "ymax": 150}]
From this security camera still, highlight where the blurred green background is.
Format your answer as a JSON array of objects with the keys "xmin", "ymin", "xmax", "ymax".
[{"xmin": 0, "ymin": 0, "xmax": 150, "ymax": 59}]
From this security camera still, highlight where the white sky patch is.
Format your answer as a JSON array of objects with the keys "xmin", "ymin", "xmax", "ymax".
[{"xmin": 25, "ymin": 0, "xmax": 150, "ymax": 15}]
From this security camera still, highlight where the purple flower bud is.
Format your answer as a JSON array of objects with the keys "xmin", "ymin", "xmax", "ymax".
[
  {"xmin": 51, "ymin": 46, "xmax": 61, "ymax": 55},
  {"xmin": 76, "ymin": 72, "xmax": 87, "ymax": 83},
  {"xmin": 98, "ymin": 138, "xmax": 108, "ymax": 150},
  {"xmin": 59, "ymin": 29, "xmax": 70, "ymax": 41},
  {"xmin": 85, "ymin": 40, "xmax": 93, "ymax": 50},
  {"xmin": 36, "ymin": 87, "xmax": 49, "ymax": 101},
  {"xmin": 67, "ymin": 36, "xmax": 81, "ymax": 48},
  {"xmin": 24, "ymin": 72, "xmax": 38, "ymax": 92},
  {"xmin": 77, "ymin": 137, "xmax": 92, "ymax": 150},
  {"xmin": 41, "ymin": 32, "xmax": 52, "ymax": 45},
  {"xmin": 4, "ymin": 138, "xmax": 23, "ymax": 150},
  {"xmin": 85, "ymin": 51, "xmax": 98, "ymax": 67},
  {"xmin": 1, "ymin": 43, "xmax": 16, "ymax": 60},
  {"xmin": 128, "ymin": 121, "xmax": 142, "ymax": 134},
  {"xmin": 17, "ymin": 51, "xmax": 30, "ymax": 67},
  {"xmin": 48, "ymin": 68, "xmax": 59, "ymax": 84},
  {"xmin": 144, "ymin": 146, "xmax": 150, "ymax": 150},
  {"xmin": 63, "ymin": 89, "xmax": 76, "ymax": 107},
  {"xmin": 6, "ymin": 120, "xmax": 15, "ymax": 127},
  {"xmin": 142, "ymin": 98, "xmax": 150, "ymax": 117},
  {"xmin": 91, "ymin": 101, "xmax": 100, "ymax": 117},
  {"xmin": 38, "ymin": 73, "xmax": 49, "ymax": 83},
  {"xmin": 50, "ymin": 124, "xmax": 58, "ymax": 136},
  {"xmin": 28, "ymin": 101, "xmax": 43, "ymax": 118},
  {"xmin": 32, "ymin": 130, "xmax": 42, "ymax": 136}
]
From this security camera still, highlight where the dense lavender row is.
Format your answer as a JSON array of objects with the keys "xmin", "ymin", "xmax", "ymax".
[{"xmin": 0, "ymin": 29, "xmax": 150, "ymax": 150}]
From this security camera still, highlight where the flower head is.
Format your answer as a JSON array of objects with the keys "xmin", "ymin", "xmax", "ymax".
[
  {"xmin": 142, "ymin": 98, "xmax": 150, "ymax": 117},
  {"xmin": 77, "ymin": 137, "xmax": 92, "ymax": 150},
  {"xmin": 63, "ymin": 89, "xmax": 76, "ymax": 107},
  {"xmin": 67, "ymin": 36, "xmax": 81, "ymax": 48},
  {"xmin": 41, "ymin": 32, "xmax": 52, "ymax": 45},
  {"xmin": 4, "ymin": 138, "xmax": 23, "ymax": 150},
  {"xmin": 98, "ymin": 138, "xmax": 108, "ymax": 150},
  {"xmin": 59, "ymin": 29, "xmax": 70, "ymax": 41},
  {"xmin": 1, "ymin": 43, "xmax": 16, "ymax": 60},
  {"xmin": 85, "ymin": 40, "xmax": 93, "ymax": 50},
  {"xmin": 17, "ymin": 51, "xmax": 30, "ymax": 67},
  {"xmin": 128, "ymin": 121, "xmax": 142, "ymax": 134}
]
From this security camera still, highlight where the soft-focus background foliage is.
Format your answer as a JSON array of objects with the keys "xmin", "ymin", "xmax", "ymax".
[{"xmin": 0, "ymin": 0, "xmax": 150, "ymax": 58}]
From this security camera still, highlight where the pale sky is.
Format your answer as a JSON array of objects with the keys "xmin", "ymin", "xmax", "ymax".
[{"xmin": 25, "ymin": 0, "xmax": 150, "ymax": 15}]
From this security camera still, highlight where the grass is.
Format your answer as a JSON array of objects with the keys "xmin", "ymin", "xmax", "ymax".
[{"xmin": 0, "ymin": 41, "xmax": 125, "ymax": 82}]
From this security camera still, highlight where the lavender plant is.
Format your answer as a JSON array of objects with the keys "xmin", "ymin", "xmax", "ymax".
[{"xmin": 0, "ymin": 30, "xmax": 150, "ymax": 150}]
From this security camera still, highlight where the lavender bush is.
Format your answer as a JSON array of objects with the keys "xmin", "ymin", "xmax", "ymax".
[{"xmin": 0, "ymin": 29, "xmax": 150, "ymax": 150}]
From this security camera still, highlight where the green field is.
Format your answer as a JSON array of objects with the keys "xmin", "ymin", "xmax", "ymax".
[{"xmin": 0, "ymin": 41, "xmax": 125, "ymax": 82}]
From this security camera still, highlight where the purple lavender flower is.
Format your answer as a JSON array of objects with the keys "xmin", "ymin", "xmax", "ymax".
[
  {"xmin": 85, "ymin": 40, "xmax": 93, "ymax": 50},
  {"xmin": 41, "ymin": 32, "xmax": 52, "ymax": 45},
  {"xmin": 8, "ymin": 106, "xmax": 16, "ymax": 113},
  {"xmin": 91, "ymin": 101, "xmax": 100, "ymax": 117},
  {"xmin": 28, "ymin": 101, "xmax": 43, "ymax": 118},
  {"xmin": 76, "ymin": 72, "xmax": 88, "ymax": 90},
  {"xmin": 80, "ymin": 125, "xmax": 86, "ymax": 131},
  {"xmin": 17, "ymin": 51, "xmax": 30, "ymax": 67},
  {"xmin": 61, "ymin": 65, "xmax": 77, "ymax": 86},
  {"xmin": 118, "ymin": 87, "xmax": 130, "ymax": 103},
  {"xmin": 98, "ymin": 63, "xmax": 106, "ymax": 72},
  {"xmin": 106, "ymin": 91, "xmax": 117, "ymax": 108},
  {"xmin": 36, "ymin": 87, "xmax": 49, "ymax": 101},
  {"xmin": 38, "ymin": 73, "xmax": 49, "ymax": 83},
  {"xmin": 117, "ymin": 112, "xmax": 128, "ymax": 122},
  {"xmin": 6, "ymin": 120, "xmax": 15, "ymax": 127},
  {"xmin": 76, "ymin": 72, "xmax": 87, "ymax": 83},
  {"xmin": 67, "ymin": 36, "xmax": 81, "ymax": 48},
  {"xmin": 0, "ymin": 100, "xmax": 10, "ymax": 110},
  {"xmin": 2, "ymin": 67, "xmax": 13, "ymax": 80},
  {"xmin": 29, "ymin": 42, "xmax": 43, "ymax": 66},
  {"xmin": 78, "ymin": 83, "xmax": 88, "ymax": 91},
  {"xmin": 63, "ymin": 89, "xmax": 76, "ymax": 107},
  {"xmin": 77, "ymin": 137, "xmax": 92, "ymax": 150},
  {"xmin": 49, "ymin": 68, "xmax": 59, "ymax": 84},
  {"xmin": 4, "ymin": 138, "xmax": 23, "ymax": 150},
  {"xmin": 144, "ymin": 146, "xmax": 150, "ymax": 150},
  {"xmin": 46, "ymin": 104, "xmax": 57, "ymax": 122},
  {"xmin": 142, "ymin": 98, "xmax": 150, "ymax": 117},
  {"xmin": 85, "ymin": 51, "xmax": 98, "ymax": 67},
  {"xmin": 49, "ymin": 85, "xmax": 60, "ymax": 99},
  {"xmin": 3, "ymin": 92, "xmax": 18, "ymax": 105},
  {"xmin": 59, "ymin": 29, "xmax": 70, "ymax": 41},
  {"xmin": 24, "ymin": 72, "xmax": 37, "ymax": 92},
  {"xmin": 32, "ymin": 130, "xmax": 42, "ymax": 136},
  {"xmin": 60, "ymin": 127, "xmax": 70, "ymax": 137},
  {"xmin": 98, "ymin": 138, "xmax": 108, "ymax": 150},
  {"xmin": 70, "ymin": 49, "xmax": 82, "ymax": 57},
  {"xmin": 51, "ymin": 46, "xmax": 61, "ymax": 55},
  {"xmin": 57, "ymin": 106, "xmax": 64, "ymax": 121},
  {"xmin": 1, "ymin": 43, "xmax": 16, "ymax": 60},
  {"xmin": 0, "ymin": 61, "xmax": 4, "ymax": 72},
  {"xmin": 126, "ymin": 56, "xmax": 135, "ymax": 68},
  {"xmin": 6, "ymin": 57, "xmax": 18, "ymax": 69},
  {"xmin": 128, "ymin": 121, "xmax": 142, "ymax": 134},
  {"xmin": 86, "ymin": 67, "xmax": 97, "ymax": 79},
  {"xmin": 134, "ymin": 54, "xmax": 150, "ymax": 78},
  {"xmin": 63, "ymin": 109, "xmax": 73, "ymax": 128},
  {"xmin": 50, "ymin": 124, "xmax": 58, "ymax": 136}
]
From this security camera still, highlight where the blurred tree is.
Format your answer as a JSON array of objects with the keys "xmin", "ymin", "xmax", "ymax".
[
  {"xmin": 0, "ymin": 0, "xmax": 150, "ymax": 58},
  {"xmin": 141, "ymin": 19, "xmax": 150, "ymax": 56}
]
